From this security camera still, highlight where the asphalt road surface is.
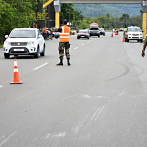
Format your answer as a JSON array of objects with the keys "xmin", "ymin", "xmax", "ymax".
[{"xmin": 0, "ymin": 32, "xmax": 147, "ymax": 147}]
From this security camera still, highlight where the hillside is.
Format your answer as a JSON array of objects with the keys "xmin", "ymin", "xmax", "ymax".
[{"xmin": 73, "ymin": 4, "xmax": 141, "ymax": 18}]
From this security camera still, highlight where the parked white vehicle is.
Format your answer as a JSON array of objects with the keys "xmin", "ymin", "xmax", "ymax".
[
  {"xmin": 124, "ymin": 27, "xmax": 143, "ymax": 43},
  {"xmin": 3, "ymin": 28, "xmax": 45, "ymax": 59}
]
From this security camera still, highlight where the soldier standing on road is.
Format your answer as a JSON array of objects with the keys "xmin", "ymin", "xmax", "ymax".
[
  {"xmin": 141, "ymin": 35, "xmax": 147, "ymax": 57},
  {"xmin": 56, "ymin": 19, "xmax": 71, "ymax": 66}
]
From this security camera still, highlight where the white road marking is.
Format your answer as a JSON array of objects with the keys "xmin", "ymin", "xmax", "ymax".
[
  {"xmin": 95, "ymin": 106, "xmax": 105, "ymax": 120},
  {"xmin": 34, "ymin": 63, "xmax": 48, "ymax": 70},
  {"xmin": 82, "ymin": 44, "xmax": 85, "ymax": 45},
  {"xmin": 0, "ymin": 131, "xmax": 16, "ymax": 147},
  {"xmin": 74, "ymin": 47, "xmax": 78, "ymax": 50},
  {"xmin": 90, "ymin": 107, "xmax": 101, "ymax": 121},
  {"xmin": 45, "ymin": 134, "xmax": 51, "ymax": 139},
  {"xmin": 45, "ymin": 132, "xmax": 66, "ymax": 139},
  {"xmin": 73, "ymin": 119, "xmax": 86, "ymax": 134},
  {"xmin": 97, "ymin": 96, "xmax": 103, "ymax": 98},
  {"xmin": 0, "ymin": 85, "xmax": 3, "ymax": 88},
  {"xmin": 81, "ymin": 94, "xmax": 91, "ymax": 98},
  {"xmin": 52, "ymin": 132, "xmax": 66, "ymax": 137},
  {"xmin": 135, "ymin": 94, "xmax": 143, "ymax": 107}
]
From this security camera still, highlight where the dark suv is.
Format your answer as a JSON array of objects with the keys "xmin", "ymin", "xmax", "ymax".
[{"xmin": 89, "ymin": 26, "xmax": 100, "ymax": 37}]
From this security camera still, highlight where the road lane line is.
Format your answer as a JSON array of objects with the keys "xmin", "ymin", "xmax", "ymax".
[
  {"xmin": 0, "ymin": 85, "xmax": 3, "ymax": 88},
  {"xmin": 74, "ymin": 47, "xmax": 78, "ymax": 50},
  {"xmin": 90, "ymin": 107, "xmax": 100, "ymax": 121},
  {"xmin": 0, "ymin": 131, "xmax": 16, "ymax": 147},
  {"xmin": 82, "ymin": 44, "xmax": 85, "ymax": 45},
  {"xmin": 95, "ymin": 106, "xmax": 105, "ymax": 120},
  {"xmin": 34, "ymin": 63, "xmax": 48, "ymax": 70}
]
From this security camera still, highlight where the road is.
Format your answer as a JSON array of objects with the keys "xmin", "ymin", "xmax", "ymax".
[{"xmin": 0, "ymin": 32, "xmax": 147, "ymax": 147}]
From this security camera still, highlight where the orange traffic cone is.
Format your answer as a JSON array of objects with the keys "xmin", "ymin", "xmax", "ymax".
[
  {"xmin": 122, "ymin": 35, "xmax": 125, "ymax": 42},
  {"xmin": 10, "ymin": 58, "xmax": 23, "ymax": 84},
  {"xmin": 111, "ymin": 32, "xmax": 113, "ymax": 37}
]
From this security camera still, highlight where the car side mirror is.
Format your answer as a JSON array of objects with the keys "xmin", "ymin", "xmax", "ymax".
[
  {"xmin": 5, "ymin": 35, "xmax": 8, "ymax": 38},
  {"xmin": 142, "ymin": 30, "xmax": 144, "ymax": 32}
]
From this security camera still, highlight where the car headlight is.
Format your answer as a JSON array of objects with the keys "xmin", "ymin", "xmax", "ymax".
[
  {"xmin": 128, "ymin": 33, "xmax": 131, "ymax": 35},
  {"xmin": 27, "ymin": 42, "xmax": 34, "ymax": 45},
  {"xmin": 140, "ymin": 34, "xmax": 143, "ymax": 35},
  {"xmin": 4, "ymin": 41, "xmax": 11, "ymax": 45}
]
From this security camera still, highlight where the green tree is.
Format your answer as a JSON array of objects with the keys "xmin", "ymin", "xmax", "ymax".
[
  {"xmin": 60, "ymin": 4, "xmax": 82, "ymax": 26},
  {"xmin": 0, "ymin": 0, "xmax": 37, "ymax": 43},
  {"xmin": 119, "ymin": 13, "xmax": 130, "ymax": 28}
]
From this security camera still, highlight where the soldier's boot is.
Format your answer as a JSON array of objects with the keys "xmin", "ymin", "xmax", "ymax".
[
  {"xmin": 67, "ymin": 59, "xmax": 70, "ymax": 66},
  {"xmin": 56, "ymin": 58, "xmax": 63, "ymax": 66}
]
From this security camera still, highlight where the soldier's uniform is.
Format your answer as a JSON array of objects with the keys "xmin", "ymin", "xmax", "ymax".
[
  {"xmin": 142, "ymin": 36, "xmax": 147, "ymax": 57},
  {"xmin": 56, "ymin": 21, "xmax": 70, "ymax": 66}
]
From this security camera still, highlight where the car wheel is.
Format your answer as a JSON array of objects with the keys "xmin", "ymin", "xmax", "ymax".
[
  {"xmin": 40, "ymin": 44, "xmax": 45, "ymax": 56},
  {"xmin": 140, "ymin": 39, "xmax": 143, "ymax": 43},
  {"xmin": 127, "ymin": 39, "xmax": 129, "ymax": 42},
  {"xmin": 34, "ymin": 46, "xmax": 40, "ymax": 58},
  {"xmin": 98, "ymin": 34, "xmax": 100, "ymax": 37},
  {"xmin": 4, "ymin": 53, "xmax": 10, "ymax": 59}
]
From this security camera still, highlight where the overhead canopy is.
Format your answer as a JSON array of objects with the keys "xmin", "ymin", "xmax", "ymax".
[{"xmin": 59, "ymin": 0, "xmax": 143, "ymax": 4}]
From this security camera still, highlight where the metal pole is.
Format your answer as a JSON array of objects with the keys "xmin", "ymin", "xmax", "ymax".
[
  {"xmin": 143, "ymin": 13, "xmax": 147, "ymax": 38},
  {"xmin": 55, "ymin": 12, "xmax": 59, "ymax": 27}
]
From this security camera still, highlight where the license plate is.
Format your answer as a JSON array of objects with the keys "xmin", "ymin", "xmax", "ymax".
[{"xmin": 14, "ymin": 49, "xmax": 24, "ymax": 51}]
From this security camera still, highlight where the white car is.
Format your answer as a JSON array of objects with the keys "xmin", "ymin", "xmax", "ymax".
[
  {"xmin": 124, "ymin": 27, "xmax": 143, "ymax": 43},
  {"xmin": 3, "ymin": 28, "xmax": 45, "ymax": 59},
  {"xmin": 119, "ymin": 28, "xmax": 124, "ymax": 31}
]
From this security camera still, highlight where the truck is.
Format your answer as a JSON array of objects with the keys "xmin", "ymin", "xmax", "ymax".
[{"xmin": 89, "ymin": 23, "xmax": 100, "ymax": 37}]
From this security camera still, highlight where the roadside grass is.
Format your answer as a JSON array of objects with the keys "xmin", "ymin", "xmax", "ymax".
[{"xmin": 0, "ymin": 44, "xmax": 3, "ymax": 48}]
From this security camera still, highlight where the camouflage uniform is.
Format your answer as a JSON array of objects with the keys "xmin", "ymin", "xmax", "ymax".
[
  {"xmin": 142, "ymin": 37, "xmax": 147, "ymax": 57},
  {"xmin": 58, "ymin": 42, "xmax": 70, "ymax": 60}
]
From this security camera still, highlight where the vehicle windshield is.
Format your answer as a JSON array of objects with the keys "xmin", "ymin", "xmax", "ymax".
[
  {"xmin": 9, "ymin": 30, "xmax": 36, "ymax": 38},
  {"xmin": 90, "ymin": 28, "xmax": 98, "ymax": 30},
  {"xmin": 79, "ymin": 30, "xmax": 88, "ymax": 33},
  {"xmin": 128, "ymin": 28, "xmax": 141, "ymax": 32}
]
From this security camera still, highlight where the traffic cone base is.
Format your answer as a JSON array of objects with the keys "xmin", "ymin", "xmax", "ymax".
[
  {"xmin": 10, "ymin": 82, "xmax": 23, "ymax": 84},
  {"xmin": 111, "ymin": 32, "xmax": 113, "ymax": 37},
  {"xmin": 10, "ymin": 58, "xmax": 23, "ymax": 84}
]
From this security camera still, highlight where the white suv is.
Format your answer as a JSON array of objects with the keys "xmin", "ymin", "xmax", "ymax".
[
  {"xmin": 3, "ymin": 28, "xmax": 45, "ymax": 59},
  {"xmin": 124, "ymin": 27, "xmax": 143, "ymax": 43}
]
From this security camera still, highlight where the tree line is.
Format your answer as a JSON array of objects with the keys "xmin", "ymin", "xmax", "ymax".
[{"xmin": 76, "ymin": 14, "xmax": 142, "ymax": 30}]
